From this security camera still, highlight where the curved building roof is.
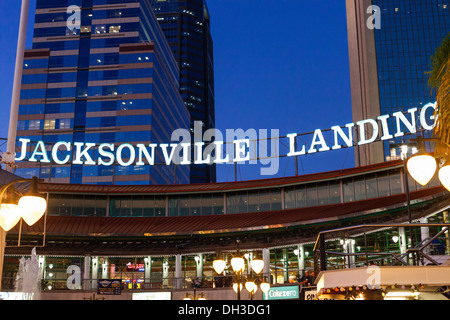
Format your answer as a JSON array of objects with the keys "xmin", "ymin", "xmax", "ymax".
[{"xmin": 5, "ymin": 160, "xmax": 450, "ymax": 256}]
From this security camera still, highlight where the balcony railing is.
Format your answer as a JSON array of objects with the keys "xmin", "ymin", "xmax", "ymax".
[{"xmin": 313, "ymin": 223, "xmax": 450, "ymax": 279}]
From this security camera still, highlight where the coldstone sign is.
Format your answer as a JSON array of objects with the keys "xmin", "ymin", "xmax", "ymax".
[
  {"xmin": 13, "ymin": 102, "xmax": 437, "ymax": 170},
  {"xmin": 263, "ymin": 285, "xmax": 300, "ymax": 300}
]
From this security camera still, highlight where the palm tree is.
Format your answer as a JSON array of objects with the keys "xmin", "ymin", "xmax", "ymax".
[{"xmin": 429, "ymin": 32, "xmax": 450, "ymax": 150}]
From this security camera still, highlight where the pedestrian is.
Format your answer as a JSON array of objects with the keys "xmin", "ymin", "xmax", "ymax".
[
  {"xmin": 299, "ymin": 270, "xmax": 311, "ymax": 286},
  {"xmin": 192, "ymin": 277, "xmax": 201, "ymax": 288},
  {"xmin": 309, "ymin": 271, "xmax": 315, "ymax": 286}
]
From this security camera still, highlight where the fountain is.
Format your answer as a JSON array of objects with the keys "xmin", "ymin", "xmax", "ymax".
[{"xmin": 15, "ymin": 248, "xmax": 42, "ymax": 300}]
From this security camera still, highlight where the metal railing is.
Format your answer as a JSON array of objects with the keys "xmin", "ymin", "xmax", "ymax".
[
  {"xmin": 0, "ymin": 274, "xmax": 276, "ymax": 292},
  {"xmin": 313, "ymin": 223, "xmax": 450, "ymax": 279}
]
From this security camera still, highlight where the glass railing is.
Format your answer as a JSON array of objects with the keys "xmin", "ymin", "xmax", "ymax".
[{"xmin": 313, "ymin": 223, "xmax": 450, "ymax": 277}]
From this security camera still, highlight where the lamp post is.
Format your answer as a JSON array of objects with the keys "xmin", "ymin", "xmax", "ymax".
[
  {"xmin": 213, "ymin": 240, "xmax": 270, "ymax": 300},
  {"xmin": 2, "ymin": 0, "xmax": 30, "ymax": 171},
  {"xmin": 400, "ymin": 145, "xmax": 413, "ymax": 225},
  {"xmin": 0, "ymin": 0, "xmax": 31, "ymax": 292},
  {"xmin": 0, "ymin": 177, "xmax": 47, "ymax": 291},
  {"xmin": 400, "ymin": 143, "xmax": 417, "ymax": 265},
  {"xmin": 402, "ymin": 136, "xmax": 450, "ymax": 263}
]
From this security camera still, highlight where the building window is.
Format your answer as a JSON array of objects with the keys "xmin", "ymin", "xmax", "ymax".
[
  {"xmin": 109, "ymin": 25, "xmax": 121, "ymax": 33},
  {"xmin": 44, "ymin": 119, "xmax": 56, "ymax": 130}
]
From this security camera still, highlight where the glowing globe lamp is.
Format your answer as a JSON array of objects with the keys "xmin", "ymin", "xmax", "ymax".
[
  {"xmin": 250, "ymin": 258, "xmax": 264, "ymax": 274},
  {"xmin": 407, "ymin": 152, "xmax": 437, "ymax": 186},
  {"xmin": 233, "ymin": 283, "xmax": 243, "ymax": 293},
  {"xmin": 18, "ymin": 195, "xmax": 46, "ymax": 226},
  {"xmin": 213, "ymin": 259, "xmax": 226, "ymax": 275},
  {"xmin": 18, "ymin": 177, "xmax": 47, "ymax": 226},
  {"xmin": 260, "ymin": 280, "xmax": 271, "ymax": 294},
  {"xmin": 231, "ymin": 256, "xmax": 245, "ymax": 273},
  {"xmin": 0, "ymin": 203, "xmax": 22, "ymax": 232},
  {"xmin": 439, "ymin": 163, "xmax": 450, "ymax": 192},
  {"xmin": 245, "ymin": 281, "xmax": 257, "ymax": 294}
]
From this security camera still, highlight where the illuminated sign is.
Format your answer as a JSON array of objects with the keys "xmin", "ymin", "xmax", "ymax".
[
  {"xmin": 14, "ymin": 102, "xmax": 437, "ymax": 167},
  {"xmin": 263, "ymin": 285, "xmax": 300, "ymax": 300},
  {"xmin": 132, "ymin": 292, "xmax": 172, "ymax": 300},
  {"xmin": 126, "ymin": 263, "xmax": 145, "ymax": 271},
  {"xmin": 0, "ymin": 292, "xmax": 33, "ymax": 300},
  {"xmin": 97, "ymin": 279, "xmax": 121, "ymax": 295}
]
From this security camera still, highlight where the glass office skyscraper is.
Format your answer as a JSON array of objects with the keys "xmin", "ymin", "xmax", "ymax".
[
  {"xmin": 150, "ymin": 0, "xmax": 216, "ymax": 184},
  {"xmin": 15, "ymin": 0, "xmax": 191, "ymax": 185},
  {"xmin": 346, "ymin": 0, "xmax": 450, "ymax": 166}
]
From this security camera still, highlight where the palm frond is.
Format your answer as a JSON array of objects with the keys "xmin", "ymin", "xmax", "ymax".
[
  {"xmin": 429, "ymin": 32, "xmax": 450, "ymax": 88},
  {"xmin": 429, "ymin": 32, "xmax": 450, "ymax": 152}
]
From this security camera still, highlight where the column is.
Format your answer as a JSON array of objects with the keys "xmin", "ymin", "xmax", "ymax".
[
  {"xmin": 399, "ymin": 227, "xmax": 407, "ymax": 254},
  {"xmin": 283, "ymin": 249, "xmax": 289, "ymax": 283},
  {"xmin": 91, "ymin": 256, "xmax": 98, "ymax": 290},
  {"xmin": 262, "ymin": 248, "xmax": 270, "ymax": 283},
  {"xmin": 196, "ymin": 254, "xmax": 203, "ymax": 279},
  {"xmin": 298, "ymin": 245, "xmax": 305, "ymax": 272},
  {"xmin": 83, "ymin": 255, "xmax": 91, "ymax": 290},
  {"xmin": 101, "ymin": 258, "xmax": 108, "ymax": 279},
  {"xmin": 37, "ymin": 255, "xmax": 46, "ymax": 291},
  {"xmin": 144, "ymin": 256, "xmax": 151, "ymax": 288},
  {"xmin": 175, "ymin": 254, "xmax": 182, "ymax": 290},
  {"xmin": 38, "ymin": 255, "xmax": 45, "ymax": 280},
  {"xmin": 444, "ymin": 211, "xmax": 450, "ymax": 254},
  {"xmin": 162, "ymin": 258, "xmax": 169, "ymax": 288},
  {"xmin": 420, "ymin": 217, "xmax": 430, "ymax": 244},
  {"xmin": 348, "ymin": 239, "xmax": 356, "ymax": 268}
]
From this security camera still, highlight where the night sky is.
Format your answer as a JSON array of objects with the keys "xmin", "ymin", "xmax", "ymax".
[{"xmin": 0, "ymin": 0, "xmax": 355, "ymax": 182}]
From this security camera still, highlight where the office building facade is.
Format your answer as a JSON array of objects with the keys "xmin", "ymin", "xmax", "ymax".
[
  {"xmin": 15, "ymin": 0, "xmax": 191, "ymax": 185},
  {"xmin": 346, "ymin": 0, "xmax": 450, "ymax": 166},
  {"xmin": 150, "ymin": 0, "xmax": 216, "ymax": 184}
]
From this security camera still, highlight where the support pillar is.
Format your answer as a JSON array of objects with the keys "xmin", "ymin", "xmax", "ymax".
[
  {"xmin": 91, "ymin": 256, "xmax": 98, "ymax": 290},
  {"xmin": 38, "ymin": 255, "xmax": 45, "ymax": 281},
  {"xmin": 420, "ymin": 217, "xmax": 430, "ymax": 243},
  {"xmin": 175, "ymin": 254, "xmax": 182, "ymax": 290},
  {"xmin": 162, "ymin": 258, "xmax": 169, "ymax": 288},
  {"xmin": 262, "ymin": 248, "xmax": 270, "ymax": 283},
  {"xmin": 196, "ymin": 254, "xmax": 203, "ymax": 279},
  {"xmin": 298, "ymin": 245, "xmax": 305, "ymax": 272},
  {"xmin": 83, "ymin": 255, "xmax": 91, "ymax": 290},
  {"xmin": 349, "ymin": 239, "xmax": 356, "ymax": 268},
  {"xmin": 101, "ymin": 258, "xmax": 108, "ymax": 279},
  {"xmin": 144, "ymin": 256, "xmax": 151, "ymax": 288},
  {"xmin": 283, "ymin": 249, "xmax": 289, "ymax": 283},
  {"xmin": 399, "ymin": 227, "xmax": 407, "ymax": 254},
  {"xmin": 444, "ymin": 212, "xmax": 450, "ymax": 255}
]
